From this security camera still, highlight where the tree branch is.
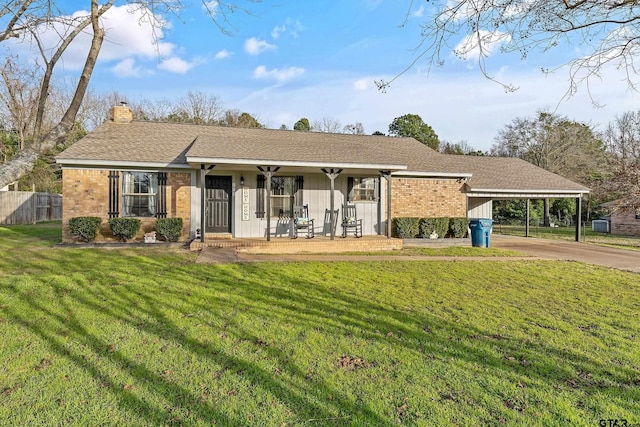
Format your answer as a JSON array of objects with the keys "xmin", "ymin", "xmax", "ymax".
[
  {"xmin": 0, "ymin": 0, "xmax": 109, "ymax": 188},
  {"xmin": 0, "ymin": 0, "xmax": 33, "ymax": 42},
  {"xmin": 34, "ymin": 0, "xmax": 113, "ymax": 134}
]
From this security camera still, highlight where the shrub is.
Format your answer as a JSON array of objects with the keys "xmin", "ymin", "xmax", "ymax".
[
  {"xmin": 394, "ymin": 217, "xmax": 420, "ymax": 238},
  {"xmin": 68, "ymin": 216, "xmax": 102, "ymax": 242},
  {"xmin": 155, "ymin": 217, "xmax": 183, "ymax": 242},
  {"xmin": 420, "ymin": 217, "xmax": 449, "ymax": 238},
  {"xmin": 108, "ymin": 218, "xmax": 141, "ymax": 242},
  {"xmin": 449, "ymin": 217, "xmax": 469, "ymax": 238}
]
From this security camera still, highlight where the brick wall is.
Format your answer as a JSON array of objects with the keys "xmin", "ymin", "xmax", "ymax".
[
  {"xmin": 62, "ymin": 169, "xmax": 191, "ymax": 242},
  {"xmin": 611, "ymin": 208, "xmax": 640, "ymax": 236},
  {"xmin": 169, "ymin": 172, "xmax": 191, "ymax": 238},
  {"xmin": 234, "ymin": 237, "xmax": 403, "ymax": 254},
  {"xmin": 62, "ymin": 169, "xmax": 109, "ymax": 241},
  {"xmin": 110, "ymin": 105, "xmax": 134, "ymax": 123},
  {"xmin": 391, "ymin": 178, "xmax": 466, "ymax": 218}
]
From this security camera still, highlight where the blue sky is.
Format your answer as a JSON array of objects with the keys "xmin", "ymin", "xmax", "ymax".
[{"xmin": 10, "ymin": 1, "xmax": 640, "ymax": 150}]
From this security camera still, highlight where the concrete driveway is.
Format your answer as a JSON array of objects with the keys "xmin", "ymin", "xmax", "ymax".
[{"xmin": 490, "ymin": 234, "xmax": 640, "ymax": 273}]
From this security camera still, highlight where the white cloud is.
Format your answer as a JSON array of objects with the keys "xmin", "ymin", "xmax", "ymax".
[
  {"xmin": 244, "ymin": 37, "xmax": 276, "ymax": 55},
  {"xmin": 158, "ymin": 56, "xmax": 195, "ymax": 74},
  {"xmin": 202, "ymin": 1, "xmax": 219, "ymax": 15},
  {"xmin": 233, "ymin": 64, "xmax": 637, "ymax": 150},
  {"xmin": 11, "ymin": 4, "xmax": 196, "ymax": 77},
  {"xmin": 271, "ymin": 25, "xmax": 286, "ymax": 40},
  {"xmin": 270, "ymin": 18, "xmax": 305, "ymax": 40},
  {"xmin": 252, "ymin": 65, "xmax": 305, "ymax": 82},
  {"xmin": 353, "ymin": 79, "xmax": 371, "ymax": 91},
  {"xmin": 453, "ymin": 30, "xmax": 512, "ymax": 62},
  {"xmin": 215, "ymin": 49, "xmax": 232, "ymax": 60},
  {"xmin": 287, "ymin": 19, "xmax": 306, "ymax": 39},
  {"xmin": 111, "ymin": 58, "xmax": 149, "ymax": 78},
  {"xmin": 98, "ymin": 5, "xmax": 176, "ymax": 61},
  {"xmin": 413, "ymin": 5, "xmax": 425, "ymax": 17},
  {"xmin": 363, "ymin": 0, "xmax": 384, "ymax": 11}
]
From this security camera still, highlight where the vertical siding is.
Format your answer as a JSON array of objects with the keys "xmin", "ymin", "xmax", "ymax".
[
  {"xmin": 0, "ymin": 191, "xmax": 62, "ymax": 225},
  {"xmin": 198, "ymin": 171, "xmax": 389, "ymax": 238},
  {"xmin": 467, "ymin": 197, "xmax": 493, "ymax": 219}
]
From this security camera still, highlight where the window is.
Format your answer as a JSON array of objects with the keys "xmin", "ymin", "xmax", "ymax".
[
  {"xmin": 122, "ymin": 172, "xmax": 158, "ymax": 217},
  {"xmin": 255, "ymin": 175, "xmax": 303, "ymax": 218},
  {"xmin": 349, "ymin": 177, "xmax": 377, "ymax": 202},
  {"xmin": 270, "ymin": 176, "xmax": 296, "ymax": 217}
]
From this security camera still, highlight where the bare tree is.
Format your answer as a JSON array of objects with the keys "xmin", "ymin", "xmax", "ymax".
[
  {"xmin": 492, "ymin": 111, "xmax": 606, "ymax": 183},
  {"xmin": 313, "ymin": 116, "xmax": 342, "ymax": 133},
  {"xmin": 440, "ymin": 140, "xmax": 483, "ymax": 155},
  {"xmin": 0, "ymin": 0, "xmax": 111, "ymax": 187},
  {"xmin": 0, "ymin": 0, "xmax": 259, "ymax": 189},
  {"xmin": 343, "ymin": 122, "xmax": 365, "ymax": 135},
  {"xmin": 133, "ymin": 97, "xmax": 173, "ymax": 122},
  {"xmin": 492, "ymin": 110, "xmax": 608, "ymax": 224},
  {"xmin": 603, "ymin": 110, "xmax": 640, "ymax": 207},
  {"xmin": 0, "ymin": 58, "xmax": 40, "ymax": 150},
  {"xmin": 379, "ymin": 0, "xmax": 640, "ymax": 101},
  {"xmin": 219, "ymin": 109, "xmax": 263, "ymax": 128},
  {"xmin": 175, "ymin": 91, "xmax": 225, "ymax": 125}
]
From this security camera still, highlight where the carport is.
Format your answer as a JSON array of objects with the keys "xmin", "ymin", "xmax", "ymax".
[
  {"xmin": 450, "ymin": 156, "xmax": 590, "ymax": 242},
  {"xmin": 467, "ymin": 192, "xmax": 588, "ymax": 241}
]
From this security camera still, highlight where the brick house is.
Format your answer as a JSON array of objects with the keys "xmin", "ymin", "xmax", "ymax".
[
  {"xmin": 55, "ymin": 104, "xmax": 589, "ymax": 243},
  {"xmin": 601, "ymin": 200, "xmax": 640, "ymax": 236}
]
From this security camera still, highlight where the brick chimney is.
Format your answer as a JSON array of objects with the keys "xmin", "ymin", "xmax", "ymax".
[{"xmin": 110, "ymin": 102, "xmax": 133, "ymax": 123}]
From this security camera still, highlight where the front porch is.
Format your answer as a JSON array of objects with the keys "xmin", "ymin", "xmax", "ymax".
[{"xmin": 189, "ymin": 235, "xmax": 403, "ymax": 254}]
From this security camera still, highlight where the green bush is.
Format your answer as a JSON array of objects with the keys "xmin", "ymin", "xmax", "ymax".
[
  {"xmin": 108, "ymin": 218, "xmax": 141, "ymax": 242},
  {"xmin": 420, "ymin": 217, "xmax": 449, "ymax": 238},
  {"xmin": 68, "ymin": 216, "xmax": 102, "ymax": 242},
  {"xmin": 394, "ymin": 217, "xmax": 420, "ymax": 238},
  {"xmin": 449, "ymin": 217, "xmax": 469, "ymax": 238},
  {"xmin": 155, "ymin": 217, "xmax": 183, "ymax": 242}
]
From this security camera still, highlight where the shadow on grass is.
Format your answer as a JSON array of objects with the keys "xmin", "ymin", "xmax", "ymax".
[
  {"xmin": 2, "ymin": 230, "xmax": 639, "ymax": 424},
  {"xmin": 3, "ymin": 258, "xmax": 395, "ymax": 424}
]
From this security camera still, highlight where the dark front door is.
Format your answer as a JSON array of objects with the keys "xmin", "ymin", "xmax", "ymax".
[{"xmin": 205, "ymin": 176, "xmax": 232, "ymax": 233}]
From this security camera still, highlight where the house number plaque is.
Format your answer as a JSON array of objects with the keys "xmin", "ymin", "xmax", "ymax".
[{"xmin": 242, "ymin": 187, "xmax": 250, "ymax": 221}]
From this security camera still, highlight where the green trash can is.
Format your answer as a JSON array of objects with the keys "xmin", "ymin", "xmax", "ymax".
[{"xmin": 470, "ymin": 218, "xmax": 493, "ymax": 248}]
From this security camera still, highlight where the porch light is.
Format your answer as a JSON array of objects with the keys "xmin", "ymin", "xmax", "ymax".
[{"xmin": 240, "ymin": 175, "xmax": 245, "ymax": 187}]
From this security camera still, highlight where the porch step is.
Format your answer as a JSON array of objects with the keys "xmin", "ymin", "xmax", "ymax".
[
  {"xmin": 204, "ymin": 233, "xmax": 232, "ymax": 239},
  {"xmin": 189, "ymin": 236, "xmax": 403, "ymax": 254}
]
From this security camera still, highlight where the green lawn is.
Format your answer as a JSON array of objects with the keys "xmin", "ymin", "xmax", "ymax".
[{"xmin": 1, "ymin": 223, "xmax": 639, "ymax": 426}]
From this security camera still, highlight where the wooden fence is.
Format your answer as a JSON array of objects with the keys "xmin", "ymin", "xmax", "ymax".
[{"xmin": 0, "ymin": 191, "xmax": 63, "ymax": 225}]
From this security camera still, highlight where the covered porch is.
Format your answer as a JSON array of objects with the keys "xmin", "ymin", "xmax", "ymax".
[{"xmin": 189, "ymin": 163, "xmax": 405, "ymax": 243}]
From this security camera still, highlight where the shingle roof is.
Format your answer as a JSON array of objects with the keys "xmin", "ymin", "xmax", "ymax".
[
  {"xmin": 56, "ymin": 120, "xmax": 418, "ymax": 168},
  {"xmin": 186, "ymin": 125, "xmax": 423, "ymax": 168},
  {"xmin": 439, "ymin": 155, "xmax": 590, "ymax": 192},
  {"xmin": 56, "ymin": 120, "xmax": 589, "ymax": 193},
  {"xmin": 55, "ymin": 121, "xmax": 197, "ymax": 164}
]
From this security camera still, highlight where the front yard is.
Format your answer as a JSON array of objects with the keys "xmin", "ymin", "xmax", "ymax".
[{"xmin": 0, "ymin": 223, "xmax": 638, "ymax": 426}]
